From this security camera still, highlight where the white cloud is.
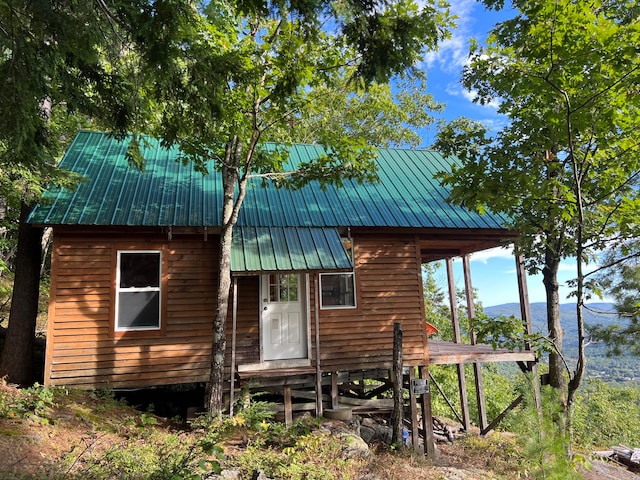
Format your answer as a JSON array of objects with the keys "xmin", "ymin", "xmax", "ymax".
[
  {"xmin": 423, "ymin": 0, "xmax": 478, "ymax": 72},
  {"xmin": 469, "ymin": 246, "xmax": 515, "ymax": 263}
]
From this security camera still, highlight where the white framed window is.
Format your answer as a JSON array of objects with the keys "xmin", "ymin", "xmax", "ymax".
[
  {"xmin": 115, "ymin": 250, "xmax": 162, "ymax": 331},
  {"xmin": 320, "ymin": 272, "xmax": 356, "ymax": 309},
  {"xmin": 267, "ymin": 273, "xmax": 299, "ymax": 303}
]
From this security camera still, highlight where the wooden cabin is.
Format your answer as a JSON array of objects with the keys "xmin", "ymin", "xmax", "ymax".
[{"xmin": 29, "ymin": 131, "xmax": 537, "ymax": 445}]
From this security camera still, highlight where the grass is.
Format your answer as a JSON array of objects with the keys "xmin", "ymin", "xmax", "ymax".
[
  {"xmin": 0, "ymin": 381, "xmax": 633, "ymax": 479},
  {"xmin": 0, "ymin": 381, "xmax": 535, "ymax": 480}
]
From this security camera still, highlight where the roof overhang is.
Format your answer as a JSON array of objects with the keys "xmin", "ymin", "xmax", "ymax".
[
  {"xmin": 418, "ymin": 228, "xmax": 519, "ymax": 262},
  {"xmin": 231, "ymin": 227, "xmax": 353, "ymax": 275}
]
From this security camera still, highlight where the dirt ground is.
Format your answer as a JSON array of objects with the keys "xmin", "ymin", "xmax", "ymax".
[{"xmin": 1, "ymin": 383, "xmax": 638, "ymax": 480}]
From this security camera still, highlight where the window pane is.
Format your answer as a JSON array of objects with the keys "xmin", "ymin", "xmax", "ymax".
[
  {"xmin": 279, "ymin": 275, "xmax": 289, "ymax": 301},
  {"xmin": 278, "ymin": 274, "xmax": 298, "ymax": 302},
  {"xmin": 269, "ymin": 274, "xmax": 278, "ymax": 302},
  {"xmin": 269, "ymin": 274, "xmax": 299, "ymax": 302},
  {"xmin": 321, "ymin": 273, "xmax": 355, "ymax": 308},
  {"xmin": 120, "ymin": 253, "xmax": 160, "ymax": 288},
  {"xmin": 118, "ymin": 291, "xmax": 160, "ymax": 329}
]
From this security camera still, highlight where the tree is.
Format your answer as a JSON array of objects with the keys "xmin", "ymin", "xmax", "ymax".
[
  {"xmin": 434, "ymin": 0, "xmax": 640, "ymax": 436},
  {"xmin": 0, "ymin": 0, "xmax": 202, "ymax": 384},
  {"xmin": 146, "ymin": 0, "xmax": 453, "ymax": 415},
  {"xmin": 268, "ymin": 74, "xmax": 443, "ymax": 148},
  {"xmin": 589, "ymin": 241, "xmax": 640, "ymax": 356},
  {"xmin": 1, "ymin": 0, "xmax": 453, "ymax": 406}
]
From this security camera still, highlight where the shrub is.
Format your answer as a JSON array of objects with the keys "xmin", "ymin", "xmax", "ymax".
[
  {"xmin": 573, "ymin": 379, "xmax": 640, "ymax": 448},
  {"xmin": 0, "ymin": 380, "xmax": 56, "ymax": 422}
]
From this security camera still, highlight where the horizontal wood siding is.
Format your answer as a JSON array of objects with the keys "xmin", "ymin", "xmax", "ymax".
[
  {"xmin": 45, "ymin": 230, "xmax": 427, "ymax": 389},
  {"xmin": 317, "ymin": 233, "xmax": 427, "ymax": 370},
  {"xmin": 230, "ymin": 276, "xmax": 260, "ymax": 366},
  {"xmin": 45, "ymin": 233, "xmax": 217, "ymax": 388}
]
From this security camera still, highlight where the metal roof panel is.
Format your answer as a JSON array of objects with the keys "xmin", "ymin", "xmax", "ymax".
[
  {"xmin": 28, "ymin": 131, "xmax": 511, "ymax": 232},
  {"xmin": 231, "ymin": 227, "xmax": 351, "ymax": 273}
]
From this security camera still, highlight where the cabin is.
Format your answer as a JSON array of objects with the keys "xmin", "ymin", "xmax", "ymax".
[{"xmin": 29, "ymin": 130, "xmax": 537, "ymax": 450}]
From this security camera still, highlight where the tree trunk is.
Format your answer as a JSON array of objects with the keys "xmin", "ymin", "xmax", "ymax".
[
  {"xmin": 0, "ymin": 202, "xmax": 43, "ymax": 385},
  {"xmin": 206, "ymin": 221, "xmax": 233, "ymax": 415},
  {"xmin": 542, "ymin": 246, "xmax": 566, "ymax": 394},
  {"xmin": 206, "ymin": 138, "xmax": 247, "ymax": 416}
]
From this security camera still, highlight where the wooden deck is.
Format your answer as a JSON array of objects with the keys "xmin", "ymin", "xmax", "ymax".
[{"xmin": 429, "ymin": 340, "xmax": 536, "ymax": 365}]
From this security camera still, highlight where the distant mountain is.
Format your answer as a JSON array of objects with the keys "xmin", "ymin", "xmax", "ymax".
[
  {"xmin": 484, "ymin": 302, "xmax": 640, "ymax": 384},
  {"xmin": 485, "ymin": 302, "xmax": 619, "ymax": 349}
]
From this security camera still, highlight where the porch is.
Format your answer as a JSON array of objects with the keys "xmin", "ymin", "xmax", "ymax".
[{"xmin": 228, "ymin": 249, "xmax": 540, "ymax": 457}]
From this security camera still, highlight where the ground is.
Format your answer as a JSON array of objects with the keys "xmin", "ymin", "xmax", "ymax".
[{"xmin": 0, "ymin": 382, "xmax": 637, "ymax": 479}]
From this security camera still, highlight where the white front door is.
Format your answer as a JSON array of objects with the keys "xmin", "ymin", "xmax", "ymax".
[{"xmin": 261, "ymin": 274, "xmax": 308, "ymax": 361}]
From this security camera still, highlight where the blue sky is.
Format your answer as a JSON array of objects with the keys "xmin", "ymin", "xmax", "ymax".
[
  {"xmin": 452, "ymin": 249, "xmax": 584, "ymax": 307},
  {"xmin": 418, "ymin": 0, "xmax": 513, "ymax": 144},
  {"xmin": 413, "ymin": 1, "xmax": 599, "ymax": 307}
]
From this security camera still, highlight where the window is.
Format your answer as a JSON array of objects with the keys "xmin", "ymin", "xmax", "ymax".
[
  {"xmin": 320, "ymin": 272, "xmax": 356, "ymax": 309},
  {"xmin": 267, "ymin": 273, "xmax": 299, "ymax": 302},
  {"xmin": 115, "ymin": 251, "xmax": 162, "ymax": 331}
]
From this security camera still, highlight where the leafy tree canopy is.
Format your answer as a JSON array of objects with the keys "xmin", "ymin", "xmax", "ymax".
[
  {"xmin": 435, "ymin": 0, "xmax": 640, "ymax": 269},
  {"xmin": 433, "ymin": 0, "xmax": 640, "ymax": 409},
  {"xmin": 590, "ymin": 240, "xmax": 640, "ymax": 356}
]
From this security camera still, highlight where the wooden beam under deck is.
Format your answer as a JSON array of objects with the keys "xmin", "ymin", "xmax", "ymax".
[{"xmin": 429, "ymin": 340, "xmax": 536, "ymax": 365}]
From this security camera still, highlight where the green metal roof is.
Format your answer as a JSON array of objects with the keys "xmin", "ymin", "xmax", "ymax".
[
  {"xmin": 28, "ymin": 130, "xmax": 510, "ymax": 230},
  {"xmin": 231, "ymin": 227, "xmax": 352, "ymax": 273}
]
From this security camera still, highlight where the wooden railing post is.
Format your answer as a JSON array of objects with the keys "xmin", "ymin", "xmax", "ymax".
[
  {"xmin": 420, "ymin": 365, "xmax": 436, "ymax": 458},
  {"xmin": 463, "ymin": 255, "xmax": 488, "ymax": 432},
  {"xmin": 392, "ymin": 322, "xmax": 404, "ymax": 446},
  {"xmin": 446, "ymin": 258, "xmax": 471, "ymax": 431},
  {"xmin": 515, "ymin": 252, "xmax": 542, "ymax": 411}
]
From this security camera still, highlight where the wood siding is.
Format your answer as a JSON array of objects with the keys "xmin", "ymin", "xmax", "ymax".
[
  {"xmin": 45, "ymin": 230, "xmax": 428, "ymax": 388},
  {"xmin": 45, "ymin": 233, "xmax": 217, "ymax": 388},
  {"xmin": 315, "ymin": 233, "xmax": 428, "ymax": 371}
]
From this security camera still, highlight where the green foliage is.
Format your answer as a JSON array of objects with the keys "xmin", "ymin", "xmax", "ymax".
[
  {"xmin": 430, "ymin": 363, "xmax": 520, "ymax": 427},
  {"xmin": 435, "ymin": 0, "xmax": 640, "ymax": 410},
  {"xmin": 0, "ymin": 380, "xmax": 56, "ymax": 422},
  {"xmin": 188, "ymin": 398, "xmax": 344, "ymax": 479},
  {"xmin": 474, "ymin": 313, "xmax": 525, "ymax": 351},
  {"xmin": 509, "ymin": 382, "xmax": 581, "ymax": 480},
  {"xmin": 458, "ymin": 434, "xmax": 523, "ymax": 477},
  {"xmin": 71, "ymin": 431, "xmax": 224, "ymax": 480},
  {"xmin": 233, "ymin": 430, "xmax": 350, "ymax": 480},
  {"xmin": 591, "ymin": 241, "xmax": 640, "ymax": 356},
  {"xmin": 268, "ymin": 74, "xmax": 443, "ymax": 149},
  {"xmin": 573, "ymin": 379, "xmax": 640, "ymax": 448},
  {"xmin": 422, "ymin": 262, "xmax": 453, "ymax": 337}
]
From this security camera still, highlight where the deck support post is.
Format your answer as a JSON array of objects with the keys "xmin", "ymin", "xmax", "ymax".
[
  {"xmin": 284, "ymin": 385, "xmax": 293, "ymax": 426},
  {"xmin": 446, "ymin": 258, "xmax": 471, "ymax": 431},
  {"xmin": 392, "ymin": 322, "xmax": 404, "ymax": 446},
  {"xmin": 463, "ymin": 255, "xmax": 488, "ymax": 432},
  {"xmin": 331, "ymin": 372, "xmax": 339, "ymax": 409},
  {"xmin": 229, "ymin": 277, "xmax": 238, "ymax": 416},
  {"xmin": 313, "ymin": 275, "xmax": 323, "ymax": 417},
  {"xmin": 408, "ymin": 366, "xmax": 420, "ymax": 453},
  {"xmin": 515, "ymin": 252, "xmax": 542, "ymax": 410},
  {"xmin": 420, "ymin": 365, "xmax": 436, "ymax": 458}
]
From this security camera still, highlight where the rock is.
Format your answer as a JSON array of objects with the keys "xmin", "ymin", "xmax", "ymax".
[
  {"xmin": 358, "ymin": 418, "xmax": 394, "ymax": 445},
  {"xmin": 362, "ymin": 417, "xmax": 377, "ymax": 428},
  {"xmin": 251, "ymin": 470, "xmax": 273, "ymax": 480},
  {"xmin": 374, "ymin": 424, "xmax": 392, "ymax": 444},
  {"xmin": 359, "ymin": 425, "xmax": 376, "ymax": 444},
  {"xmin": 205, "ymin": 469, "xmax": 241, "ymax": 479},
  {"xmin": 337, "ymin": 432, "xmax": 371, "ymax": 459}
]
